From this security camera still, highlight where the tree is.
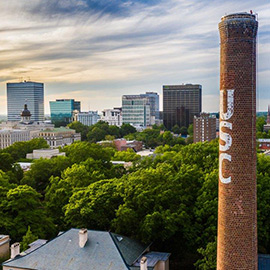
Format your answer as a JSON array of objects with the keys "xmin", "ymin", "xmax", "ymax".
[
  {"xmin": 120, "ymin": 123, "xmax": 137, "ymax": 137},
  {"xmin": 0, "ymin": 185, "xmax": 56, "ymax": 240},
  {"xmin": 257, "ymin": 116, "xmax": 266, "ymax": 132},
  {"xmin": 194, "ymin": 239, "xmax": 217, "ymax": 270},
  {"xmin": 109, "ymin": 125, "xmax": 120, "ymax": 138},
  {"xmin": 188, "ymin": 124, "xmax": 194, "ymax": 135},
  {"xmin": 112, "ymin": 148, "xmax": 141, "ymax": 162},
  {"xmin": 87, "ymin": 127, "xmax": 107, "ymax": 142},
  {"xmin": 68, "ymin": 121, "xmax": 89, "ymax": 141},
  {"xmin": 2, "ymin": 138, "xmax": 49, "ymax": 161},
  {"xmin": 0, "ymin": 153, "xmax": 13, "ymax": 171},
  {"xmin": 180, "ymin": 126, "xmax": 188, "ymax": 136},
  {"xmin": 65, "ymin": 179, "xmax": 123, "ymax": 230},
  {"xmin": 63, "ymin": 141, "xmax": 114, "ymax": 164},
  {"xmin": 172, "ymin": 125, "xmax": 181, "ymax": 134},
  {"xmin": 20, "ymin": 226, "xmax": 38, "ymax": 252},
  {"xmin": 21, "ymin": 156, "xmax": 72, "ymax": 192}
]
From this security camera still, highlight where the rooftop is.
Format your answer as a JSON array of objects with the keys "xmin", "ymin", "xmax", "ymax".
[
  {"xmin": 3, "ymin": 229, "xmax": 161, "ymax": 270},
  {"xmin": 41, "ymin": 127, "xmax": 74, "ymax": 133}
]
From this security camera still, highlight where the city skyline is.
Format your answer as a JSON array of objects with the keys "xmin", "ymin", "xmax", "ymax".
[{"xmin": 0, "ymin": 0, "xmax": 269, "ymax": 115}]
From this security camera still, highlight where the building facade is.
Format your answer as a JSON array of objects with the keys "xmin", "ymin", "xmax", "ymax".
[
  {"xmin": 7, "ymin": 81, "xmax": 44, "ymax": 122},
  {"xmin": 78, "ymin": 111, "xmax": 99, "ymax": 126},
  {"xmin": 193, "ymin": 113, "xmax": 216, "ymax": 143},
  {"xmin": 0, "ymin": 129, "xmax": 30, "ymax": 149},
  {"xmin": 0, "ymin": 104, "xmax": 54, "ymax": 140},
  {"xmin": 263, "ymin": 106, "xmax": 270, "ymax": 132},
  {"xmin": 140, "ymin": 92, "xmax": 160, "ymax": 123},
  {"xmin": 217, "ymin": 12, "xmax": 258, "ymax": 269},
  {"xmin": 163, "ymin": 84, "xmax": 202, "ymax": 130},
  {"xmin": 101, "ymin": 108, "xmax": 122, "ymax": 126},
  {"xmin": 122, "ymin": 95, "xmax": 150, "ymax": 127},
  {"xmin": 39, "ymin": 128, "xmax": 81, "ymax": 148},
  {"xmin": 50, "ymin": 99, "xmax": 81, "ymax": 125},
  {"xmin": 0, "ymin": 235, "xmax": 10, "ymax": 262}
]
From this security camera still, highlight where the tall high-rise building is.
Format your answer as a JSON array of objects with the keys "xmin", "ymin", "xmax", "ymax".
[
  {"xmin": 193, "ymin": 113, "xmax": 216, "ymax": 143},
  {"xmin": 217, "ymin": 12, "xmax": 258, "ymax": 269},
  {"xmin": 140, "ymin": 92, "xmax": 160, "ymax": 121},
  {"xmin": 122, "ymin": 95, "xmax": 150, "ymax": 127},
  {"xmin": 163, "ymin": 84, "xmax": 202, "ymax": 130},
  {"xmin": 7, "ymin": 81, "xmax": 44, "ymax": 122},
  {"xmin": 50, "ymin": 99, "xmax": 81, "ymax": 125}
]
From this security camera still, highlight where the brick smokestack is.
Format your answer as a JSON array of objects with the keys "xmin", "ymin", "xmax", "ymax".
[{"xmin": 217, "ymin": 13, "xmax": 258, "ymax": 269}]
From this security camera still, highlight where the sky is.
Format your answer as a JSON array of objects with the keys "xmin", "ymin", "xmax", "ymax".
[{"xmin": 0, "ymin": 0, "xmax": 269, "ymax": 115}]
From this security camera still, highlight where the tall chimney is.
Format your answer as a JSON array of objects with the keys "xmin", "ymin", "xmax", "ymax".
[
  {"xmin": 10, "ymin": 242, "xmax": 20, "ymax": 259},
  {"xmin": 140, "ymin": 256, "xmax": 148, "ymax": 270},
  {"xmin": 217, "ymin": 13, "xmax": 258, "ymax": 269},
  {"xmin": 79, "ymin": 228, "xmax": 88, "ymax": 248}
]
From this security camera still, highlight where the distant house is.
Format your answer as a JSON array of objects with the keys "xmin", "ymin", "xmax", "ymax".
[
  {"xmin": 2, "ymin": 228, "xmax": 170, "ymax": 270},
  {"xmin": 0, "ymin": 235, "xmax": 10, "ymax": 262}
]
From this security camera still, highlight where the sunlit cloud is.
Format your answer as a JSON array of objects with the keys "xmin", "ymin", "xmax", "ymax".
[{"xmin": 0, "ymin": 0, "xmax": 269, "ymax": 115}]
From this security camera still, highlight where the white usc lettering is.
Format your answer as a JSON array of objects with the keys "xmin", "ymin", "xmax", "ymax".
[
  {"xmin": 219, "ymin": 89, "xmax": 234, "ymax": 184},
  {"xmin": 219, "ymin": 121, "xmax": 232, "ymax": 151}
]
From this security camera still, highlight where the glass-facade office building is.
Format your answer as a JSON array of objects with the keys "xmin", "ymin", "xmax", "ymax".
[
  {"xmin": 122, "ymin": 95, "xmax": 150, "ymax": 127},
  {"xmin": 50, "ymin": 99, "xmax": 81, "ymax": 125},
  {"xmin": 163, "ymin": 84, "xmax": 202, "ymax": 130},
  {"xmin": 140, "ymin": 92, "xmax": 160, "ymax": 120},
  {"xmin": 7, "ymin": 81, "xmax": 44, "ymax": 122}
]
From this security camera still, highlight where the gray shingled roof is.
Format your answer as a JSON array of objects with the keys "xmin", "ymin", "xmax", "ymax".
[
  {"xmin": 132, "ymin": 251, "xmax": 171, "ymax": 267},
  {"xmin": 3, "ymin": 229, "xmax": 132, "ymax": 270},
  {"xmin": 110, "ymin": 233, "xmax": 149, "ymax": 266}
]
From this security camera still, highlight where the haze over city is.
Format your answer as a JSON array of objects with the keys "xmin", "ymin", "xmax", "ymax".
[{"xmin": 0, "ymin": 0, "xmax": 269, "ymax": 114}]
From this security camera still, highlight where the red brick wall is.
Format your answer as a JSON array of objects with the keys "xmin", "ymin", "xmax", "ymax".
[{"xmin": 217, "ymin": 13, "xmax": 258, "ymax": 270}]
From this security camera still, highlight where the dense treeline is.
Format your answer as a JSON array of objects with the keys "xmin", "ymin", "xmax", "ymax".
[
  {"xmin": 0, "ymin": 138, "xmax": 270, "ymax": 269},
  {"xmin": 68, "ymin": 121, "xmax": 193, "ymax": 147}
]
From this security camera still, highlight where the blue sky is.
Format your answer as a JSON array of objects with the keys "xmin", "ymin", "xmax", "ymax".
[{"xmin": 0, "ymin": 0, "xmax": 269, "ymax": 114}]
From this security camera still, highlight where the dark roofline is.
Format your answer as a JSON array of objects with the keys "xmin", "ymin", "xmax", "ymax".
[{"xmin": 109, "ymin": 232, "xmax": 151, "ymax": 268}]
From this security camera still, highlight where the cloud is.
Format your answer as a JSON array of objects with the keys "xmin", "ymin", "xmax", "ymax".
[{"xmin": 0, "ymin": 0, "xmax": 269, "ymax": 114}]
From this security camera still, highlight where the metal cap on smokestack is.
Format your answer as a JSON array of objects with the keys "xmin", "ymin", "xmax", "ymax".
[
  {"xmin": 140, "ymin": 256, "xmax": 148, "ymax": 270},
  {"xmin": 217, "ymin": 12, "xmax": 258, "ymax": 270},
  {"xmin": 79, "ymin": 228, "xmax": 88, "ymax": 248},
  {"xmin": 10, "ymin": 242, "xmax": 20, "ymax": 259}
]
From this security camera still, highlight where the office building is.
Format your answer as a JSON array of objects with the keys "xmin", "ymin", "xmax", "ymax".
[
  {"xmin": 140, "ymin": 92, "xmax": 160, "ymax": 122},
  {"xmin": 101, "ymin": 108, "xmax": 122, "ymax": 126},
  {"xmin": 7, "ymin": 81, "xmax": 44, "ymax": 122},
  {"xmin": 193, "ymin": 113, "xmax": 216, "ymax": 143},
  {"xmin": 122, "ymin": 95, "xmax": 150, "ymax": 127},
  {"xmin": 50, "ymin": 99, "xmax": 81, "ymax": 125},
  {"xmin": 78, "ymin": 111, "xmax": 99, "ymax": 126},
  {"xmin": 163, "ymin": 84, "xmax": 202, "ymax": 130},
  {"xmin": 217, "ymin": 12, "xmax": 258, "ymax": 269},
  {"xmin": 0, "ymin": 129, "xmax": 30, "ymax": 149}
]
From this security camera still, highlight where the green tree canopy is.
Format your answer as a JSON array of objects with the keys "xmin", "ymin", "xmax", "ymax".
[{"xmin": 68, "ymin": 121, "xmax": 90, "ymax": 141}]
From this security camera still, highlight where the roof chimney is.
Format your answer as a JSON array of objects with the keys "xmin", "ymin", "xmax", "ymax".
[
  {"xmin": 79, "ymin": 229, "xmax": 88, "ymax": 248},
  {"xmin": 10, "ymin": 242, "xmax": 20, "ymax": 259},
  {"xmin": 140, "ymin": 256, "xmax": 148, "ymax": 270}
]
